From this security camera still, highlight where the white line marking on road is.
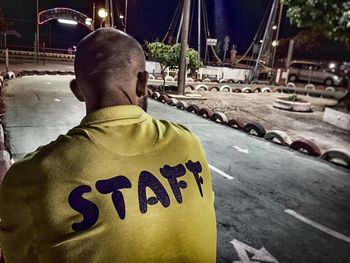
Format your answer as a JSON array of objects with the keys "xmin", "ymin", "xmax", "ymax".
[
  {"xmin": 209, "ymin": 164, "xmax": 234, "ymax": 180},
  {"xmin": 54, "ymin": 98, "xmax": 61, "ymax": 102},
  {"xmin": 233, "ymin": 146, "xmax": 249, "ymax": 154},
  {"xmin": 231, "ymin": 239, "xmax": 278, "ymax": 263},
  {"xmin": 285, "ymin": 209, "xmax": 350, "ymax": 244}
]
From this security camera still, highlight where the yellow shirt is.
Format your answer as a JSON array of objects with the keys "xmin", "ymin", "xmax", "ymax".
[{"xmin": 0, "ymin": 105, "xmax": 216, "ymax": 263}]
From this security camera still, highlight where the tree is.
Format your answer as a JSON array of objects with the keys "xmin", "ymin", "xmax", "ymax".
[
  {"xmin": 147, "ymin": 41, "xmax": 202, "ymax": 88},
  {"xmin": 282, "ymin": 0, "xmax": 350, "ymax": 51},
  {"xmin": 276, "ymin": 28, "xmax": 324, "ymax": 59},
  {"xmin": 283, "ymin": 0, "xmax": 350, "ymax": 110}
]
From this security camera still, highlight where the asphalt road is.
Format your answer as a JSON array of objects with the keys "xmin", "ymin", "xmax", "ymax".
[{"xmin": 3, "ymin": 76, "xmax": 350, "ymax": 263}]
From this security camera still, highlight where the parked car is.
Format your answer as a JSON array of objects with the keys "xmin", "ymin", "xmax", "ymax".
[{"xmin": 288, "ymin": 60, "xmax": 345, "ymax": 86}]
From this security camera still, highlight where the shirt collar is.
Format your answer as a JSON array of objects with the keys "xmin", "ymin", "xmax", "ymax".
[{"xmin": 80, "ymin": 105, "xmax": 148, "ymax": 126}]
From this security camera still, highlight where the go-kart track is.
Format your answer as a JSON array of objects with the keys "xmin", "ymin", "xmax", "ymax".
[{"xmin": 2, "ymin": 75, "xmax": 350, "ymax": 263}]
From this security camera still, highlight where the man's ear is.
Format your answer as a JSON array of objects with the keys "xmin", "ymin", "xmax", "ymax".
[
  {"xmin": 70, "ymin": 79, "xmax": 85, "ymax": 102},
  {"xmin": 136, "ymin": 71, "xmax": 149, "ymax": 98}
]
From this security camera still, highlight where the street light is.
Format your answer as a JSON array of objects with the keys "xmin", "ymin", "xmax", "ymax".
[
  {"xmin": 98, "ymin": 8, "xmax": 108, "ymax": 19},
  {"xmin": 98, "ymin": 8, "xmax": 108, "ymax": 28},
  {"xmin": 272, "ymin": 40, "xmax": 279, "ymax": 47},
  {"xmin": 119, "ymin": 14, "xmax": 124, "ymax": 19},
  {"xmin": 272, "ymin": 25, "xmax": 278, "ymax": 30}
]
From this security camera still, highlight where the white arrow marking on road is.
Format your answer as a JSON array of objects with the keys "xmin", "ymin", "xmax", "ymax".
[
  {"xmin": 285, "ymin": 209, "xmax": 350, "ymax": 244},
  {"xmin": 231, "ymin": 239, "xmax": 278, "ymax": 263},
  {"xmin": 233, "ymin": 146, "xmax": 249, "ymax": 154},
  {"xmin": 209, "ymin": 164, "xmax": 234, "ymax": 180}
]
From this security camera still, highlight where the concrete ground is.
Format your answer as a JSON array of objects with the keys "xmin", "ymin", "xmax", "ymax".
[
  {"xmin": 184, "ymin": 91, "xmax": 350, "ymax": 153},
  {"xmin": 2, "ymin": 75, "xmax": 350, "ymax": 263}
]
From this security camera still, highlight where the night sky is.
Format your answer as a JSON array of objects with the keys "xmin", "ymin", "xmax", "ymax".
[{"xmin": 1, "ymin": 0, "xmax": 349, "ymax": 61}]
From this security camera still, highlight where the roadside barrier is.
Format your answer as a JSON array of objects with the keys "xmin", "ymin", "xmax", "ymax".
[
  {"xmin": 197, "ymin": 107, "xmax": 214, "ymax": 118},
  {"xmin": 264, "ymin": 130, "xmax": 292, "ymax": 146},
  {"xmin": 186, "ymin": 104, "xmax": 200, "ymax": 114},
  {"xmin": 321, "ymin": 149, "xmax": 350, "ymax": 168},
  {"xmin": 289, "ymin": 139, "xmax": 322, "ymax": 157},
  {"xmin": 211, "ymin": 112, "xmax": 228, "ymax": 124},
  {"xmin": 228, "ymin": 118, "xmax": 245, "ymax": 130},
  {"xmin": 243, "ymin": 122, "xmax": 267, "ymax": 137}
]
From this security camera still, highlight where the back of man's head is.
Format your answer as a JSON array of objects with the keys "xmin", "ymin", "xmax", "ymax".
[{"xmin": 72, "ymin": 28, "xmax": 148, "ymax": 112}]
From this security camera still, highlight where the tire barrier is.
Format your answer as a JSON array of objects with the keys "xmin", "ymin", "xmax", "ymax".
[
  {"xmin": 186, "ymin": 77, "xmax": 194, "ymax": 83},
  {"xmin": 321, "ymin": 149, "xmax": 350, "ymax": 168},
  {"xmin": 14, "ymin": 71, "xmax": 22, "ymax": 78},
  {"xmin": 148, "ymin": 74, "xmax": 155, "ymax": 80},
  {"xmin": 305, "ymin": 84, "xmax": 316, "ymax": 90},
  {"xmin": 22, "ymin": 70, "xmax": 35, "ymax": 76},
  {"xmin": 167, "ymin": 98, "xmax": 179, "ymax": 106},
  {"xmin": 186, "ymin": 104, "xmax": 200, "ymax": 114},
  {"xmin": 195, "ymin": 84, "xmax": 209, "ymax": 91},
  {"xmin": 289, "ymin": 139, "xmax": 322, "ymax": 157},
  {"xmin": 264, "ymin": 130, "xmax": 292, "ymax": 146},
  {"xmin": 236, "ymin": 80, "xmax": 244, "ymax": 84},
  {"xmin": 227, "ymin": 118, "xmax": 245, "ymax": 130},
  {"xmin": 242, "ymin": 87, "xmax": 253, "ymax": 93},
  {"xmin": 262, "ymin": 87, "xmax": 272, "ymax": 93},
  {"xmin": 232, "ymin": 87, "xmax": 242, "ymax": 93},
  {"xmin": 228, "ymin": 79, "xmax": 236, "ymax": 84},
  {"xmin": 165, "ymin": 76, "xmax": 174, "ymax": 82},
  {"xmin": 252, "ymin": 87, "xmax": 261, "ymax": 93},
  {"xmin": 156, "ymin": 76, "xmax": 163, "ymax": 81},
  {"xmin": 197, "ymin": 107, "xmax": 214, "ymax": 118},
  {"xmin": 158, "ymin": 94, "xmax": 170, "ymax": 103},
  {"xmin": 177, "ymin": 101, "xmax": 188, "ymax": 110},
  {"xmin": 220, "ymin": 85, "xmax": 232, "ymax": 92},
  {"xmin": 185, "ymin": 85, "xmax": 195, "ymax": 91},
  {"xmin": 147, "ymin": 85, "xmax": 157, "ymax": 91},
  {"xmin": 147, "ymin": 89, "xmax": 154, "ymax": 97},
  {"xmin": 36, "ymin": 71, "xmax": 46, "ymax": 75},
  {"xmin": 219, "ymin": 79, "xmax": 228, "ymax": 83},
  {"xmin": 273, "ymin": 87, "xmax": 282, "ymax": 93},
  {"xmin": 325, "ymin": 86, "xmax": 335, "ymax": 92},
  {"xmin": 286, "ymin": 82, "xmax": 296, "ymax": 88},
  {"xmin": 243, "ymin": 122, "xmax": 267, "ymax": 137},
  {"xmin": 209, "ymin": 86, "xmax": 220, "ymax": 92},
  {"xmin": 151, "ymin": 91, "xmax": 161, "ymax": 100},
  {"xmin": 57, "ymin": 71, "xmax": 69, "ymax": 75},
  {"xmin": 203, "ymin": 78, "xmax": 211, "ymax": 83},
  {"xmin": 211, "ymin": 112, "xmax": 228, "ymax": 124},
  {"xmin": 5, "ymin": 71, "xmax": 15, "ymax": 80}
]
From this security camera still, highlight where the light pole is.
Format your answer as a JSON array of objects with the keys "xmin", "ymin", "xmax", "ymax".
[
  {"xmin": 36, "ymin": 0, "xmax": 39, "ymax": 63},
  {"xmin": 125, "ymin": 0, "xmax": 128, "ymax": 32}
]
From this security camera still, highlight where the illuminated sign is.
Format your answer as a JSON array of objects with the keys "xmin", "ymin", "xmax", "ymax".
[{"xmin": 38, "ymin": 8, "xmax": 94, "ymax": 31}]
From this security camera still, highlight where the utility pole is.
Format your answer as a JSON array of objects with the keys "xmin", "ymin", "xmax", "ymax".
[
  {"xmin": 177, "ymin": 0, "xmax": 191, "ymax": 95},
  {"xmin": 125, "ymin": 0, "xmax": 128, "ymax": 32},
  {"xmin": 251, "ymin": 0, "xmax": 278, "ymax": 81},
  {"xmin": 36, "ymin": 0, "xmax": 39, "ymax": 64},
  {"xmin": 198, "ymin": 0, "xmax": 201, "ymax": 56},
  {"xmin": 109, "ymin": 0, "xmax": 114, "ymax": 27}
]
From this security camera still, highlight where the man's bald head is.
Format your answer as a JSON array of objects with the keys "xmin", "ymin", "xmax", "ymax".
[{"xmin": 72, "ymin": 28, "xmax": 148, "ymax": 113}]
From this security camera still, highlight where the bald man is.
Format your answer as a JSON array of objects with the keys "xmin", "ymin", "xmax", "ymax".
[{"xmin": 0, "ymin": 28, "xmax": 216, "ymax": 263}]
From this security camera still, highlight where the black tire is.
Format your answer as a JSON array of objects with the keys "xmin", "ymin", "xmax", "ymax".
[
  {"xmin": 197, "ymin": 108, "xmax": 214, "ymax": 118},
  {"xmin": 227, "ymin": 119, "xmax": 245, "ymax": 130},
  {"xmin": 243, "ymin": 122, "xmax": 266, "ymax": 137},
  {"xmin": 211, "ymin": 112, "xmax": 228, "ymax": 124},
  {"xmin": 324, "ymin": 78, "xmax": 334, "ymax": 87},
  {"xmin": 290, "ymin": 139, "xmax": 321, "ymax": 157},
  {"xmin": 186, "ymin": 104, "xmax": 200, "ymax": 114},
  {"xmin": 288, "ymin": 74, "xmax": 297, "ymax": 82}
]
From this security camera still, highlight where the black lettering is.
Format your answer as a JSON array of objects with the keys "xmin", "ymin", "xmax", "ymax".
[
  {"xmin": 160, "ymin": 164, "xmax": 187, "ymax": 203},
  {"xmin": 185, "ymin": 161, "xmax": 204, "ymax": 197},
  {"xmin": 95, "ymin": 176, "xmax": 132, "ymax": 220},
  {"xmin": 68, "ymin": 185, "xmax": 100, "ymax": 232},
  {"xmin": 138, "ymin": 171, "xmax": 170, "ymax": 214}
]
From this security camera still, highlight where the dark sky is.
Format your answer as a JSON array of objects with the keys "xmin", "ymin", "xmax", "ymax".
[{"xmin": 1, "ymin": 0, "xmax": 349, "ymax": 61}]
